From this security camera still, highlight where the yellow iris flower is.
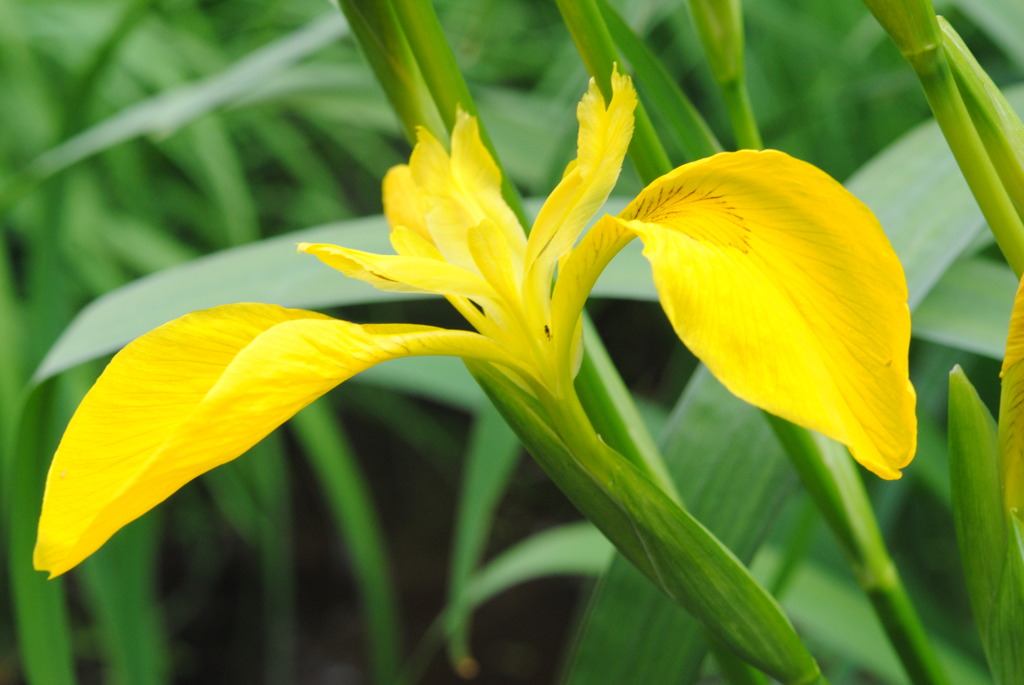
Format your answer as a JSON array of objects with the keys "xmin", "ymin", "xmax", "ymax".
[{"xmin": 35, "ymin": 71, "xmax": 916, "ymax": 577}]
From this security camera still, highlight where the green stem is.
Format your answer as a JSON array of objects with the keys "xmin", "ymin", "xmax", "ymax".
[
  {"xmin": 386, "ymin": 0, "xmax": 529, "ymax": 229},
  {"xmin": 709, "ymin": 634, "xmax": 770, "ymax": 685},
  {"xmin": 556, "ymin": 0, "xmax": 673, "ymax": 182},
  {"xmin": 721, "ymin": 77, "xmax": 763, "ymax": 150},
  {"xmin": 334, "ymin": 0, "xmax": 445, "ymax": 144},
  {"xmin": 596, "ymin": 0, "xmax": 721, "ymax": 161},
  {"xmin": 575, "ymin": 317, "xmax": 681, "ymax": 504},
  {"xmin": 912, "ymin": 46, "xmax": 1024, "ymax": 277},
  {"xmin": 768, "ymin": 417, "xmax": 951, "ymax": 685}
]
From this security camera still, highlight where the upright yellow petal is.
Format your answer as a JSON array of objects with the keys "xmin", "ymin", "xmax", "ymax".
[
  {"xmin": 613, "ymin": 150, "xmax": 916, "ymax": 478},
  {"xmin": 407, "ymin": 113, "xmax": 525, "ymax": 279},
  {"xmin": 35, "ymin": 303, "xmax": 516, "ymax": 577},
  {"xmin": 525, "ymin": 70, "xmax": 636, "ymax": 280},
  {"xmin": 382, "ymin": 165, "xmax": 431, "ymax": 243}
]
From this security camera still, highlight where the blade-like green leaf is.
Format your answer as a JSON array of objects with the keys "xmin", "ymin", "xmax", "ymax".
[
  {"xmin": 289, "ymin": 401, "xmax": 402, "ymax": 685},
  {"xmin": 445, "ymin": 404, "xmax": 523, "ymax": 666},
  {"xmin": 949, "ymin": 0, "xmax": 1024, "ymax": 71},
  {"xmin": 987, "ymin": 513, "xmax": 1024, "ymax": 684},
  {"xmin": 462, "ymin": 522, "xmax": 613, "ymax": 609},
  {"xmin": 34, "ymin": 217, "xmax": 398, "ymax": 380},
  {"xmin": 18, "ymin": 14, "xmax": 348, "ymax": 184},
  {"xmin": 79, "ymin": 514, "xmax": 169, "ymax": 685},
  {"xmin": 756, "ymin": 547, "xmax": 991, "ymax": 685},
  {"xmin": 948, "ymin": 366, "xmax": 1005, "ymax": 639},
  {"xmin": 914, "ymin": 257, "xmax": 1016, "ymax": 359},
  {"xmin": 4, "ymin": 384, "xmax": 76, "ymax": 685}
]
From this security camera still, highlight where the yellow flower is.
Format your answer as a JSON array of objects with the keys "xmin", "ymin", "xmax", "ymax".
[{"xmin": 35, "ymin": 71, "xmax": 916, "ymax": 577}]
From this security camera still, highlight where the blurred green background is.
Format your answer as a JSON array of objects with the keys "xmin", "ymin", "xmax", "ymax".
[{"xmin": 2, "ymin": 0, "xmax": 1022, "ymax": 683}]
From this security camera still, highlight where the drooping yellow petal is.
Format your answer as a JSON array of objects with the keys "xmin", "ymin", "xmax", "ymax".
[
  {"xmin": 407, "ymin": 112, "xmax": 525, "ymax": 277},
  {"xmin": 35, "ymin": 303, "xmax": 517, "ymax": 577},
  {"xmin": 298, "ymin": 242, "xmax": 496, "ymax": 299},
  {"xmin": 525, "ymin": 71, "xmax": 635, "ymax": 280},
  {"xmin": 613, "ymin": 150, "xmax": 916, "ymax": 479}
]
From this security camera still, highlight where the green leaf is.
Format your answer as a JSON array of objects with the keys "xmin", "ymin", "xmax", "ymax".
[
  {"xmin": 4, "ymin": 384, "xmax": 76, "ymax": 685},
  {"xmin": 986, "ymin": 513, "xmax": 1024, "ymax": 684},
  {"xmin": 756, "ymin": 547, "xmax": 991, "ymax": 685},
  {"xmin": 34, "ymin": 217, "xmax": 398, "ymax": 381},
  {"xmin": 290, "ymin": 401, "xmax": 402, "ymax": 685},
  {"xmin": 942, "ymin": 18, "xmax": 1024, "ymax": 224},
  {"xmin": 79, "ymin": 514, "xmax": 169, "ymax": 685},
  {"xmin": 948, "ymin": 366, "xmax": 1006, "ymax": 640},
  {"xmin": 914, "ymin": 257, "xmax": 1016, "ymax": 359},
  {"xmin": 445, "ymin": 404, "xmax": 523, "ymax": 666},
  {"xmin": 948, "ymin": 0, "xmax": 1024, "ymax": 71},
  {"xmin": 15, "ymin": 14, "xmax": 348, "ymax": 186},
  {"xmin": 461, "ymin": 522, "xmax": 613, "ymax": 609}
]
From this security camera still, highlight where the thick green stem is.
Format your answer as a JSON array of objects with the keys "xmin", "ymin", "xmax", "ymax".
[
  {"xmin": 386, "ymin": 0, "xmax": 528, "ymax": 228},
  {"xmin": 556, "ymin": 0, "xmax": 673, "ymax": 182},
  {"xmin": 334, "ymin": 0, "xmax": 445, "ymax": 144},
  {"xmin": 912, "ymin": 46, "xmax": 1024, "ymax": 277},
  {"xmin": 721, "ymin": 77, "xmax": 763, "ymax": 150},
  {"xmin": 768, "ymin": 417, "xmax": 951, "ymax": 685},
  {"xmin": 575, "ymin": 317, "xmax": 681, "ymax": 504}
]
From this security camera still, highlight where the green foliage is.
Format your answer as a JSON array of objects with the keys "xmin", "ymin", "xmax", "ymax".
[{"xmin": 2, "ymin": 0, "xmax": 1022, "ymax": 683}]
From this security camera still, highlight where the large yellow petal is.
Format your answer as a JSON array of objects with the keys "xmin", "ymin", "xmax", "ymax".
[
  {"xmin": 614, "ymin": 150, "xmax": 916, "ymax": 479},
  {"xmin": 525, "ymin": 70, "xmax": 636, "ymax": 283},
  {"xmin": 35, "ymin": 303, "xmax": 516, "ymax": 577}
]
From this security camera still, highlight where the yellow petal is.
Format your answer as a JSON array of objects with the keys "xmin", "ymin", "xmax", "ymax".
[
  {"xmin": 1003, "ymin": 276, "xmax": 1024, "ymax": 376},
  {"xmin": 408, "ymin": 113, "xmax": 525, "ymax": 276},
  {"xmin": 35, "ymin": 303, "xmax": 515, "ymax": 576},
  {"xmin": 550, "ymin": 215, "xmax": 634, "ymax": 366},
  {"xmin": 467, "ymin": 218, "xmax": 519, "ymax": 305},
  {"xmin": 298, "ymin": 241, "xmax": 496, "ymax": 299},
  {"xmin": 390, "ymin": 225, "xmax": 444, "ymax": 260},
  {"xmin": 383, "ymin": 165, "xmax": 431, "ymax": 243},
  {"xmin": 525, "ymin": 70, "xmax": 636, "ymax": 281},
  {"xmin": 999, "ymin": 277, "xmax": 1024, "ymax": 509},
  {"xmin": 616, "ymin": 150, "xmax": 916, "ymax": 479}
]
